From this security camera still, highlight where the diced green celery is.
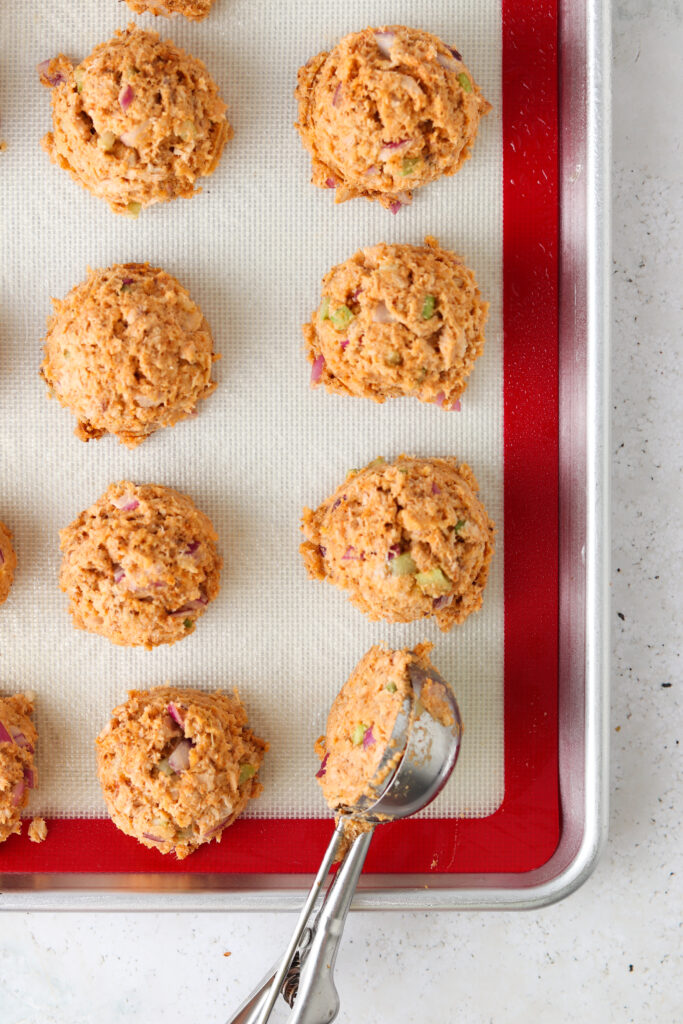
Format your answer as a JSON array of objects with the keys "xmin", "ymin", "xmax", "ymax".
[
  {"xmin": 416, "ymin": 367, "xmax": 428, "ymax": 383},
  {"xmin": 415, "ymin": 567, "xmax": 451, "ymax": 595},
  {"xmin": 385, "ymin": 681, "xmax": 398, "ymax": 693},
  {"xmin": 367, "ymin": 456, "xmax": 386, "ymax": 469},
  {"xmin": 120, "ymin": 283, "xmax": 133, "ymax": 293},
  {"xmin": 239, "ymin": 764, "xmax": 256, "ymax": 784},
  {"xmin": 330, "ymin": 305, "xmax": 354, "ymax": 331},
  {"xmin": 401, "ymin": 156, "xmax": 420, "ymax": 176},
  {"xmin": 319, "ymin": 296, "xmax": 330, "ymax": 321},
  {"xmin": 176, "ymin": 827, "xmax": 194, "ymax": 840},
  {"xmin": 351, "ymin": 722, "xmax": 369, "ymax": 746},
  {"xmin": 126, "ymin": 201, "xmax": 142, "ymax": 218},
  {"xmin": 157, "ymin": 758, "xmax": 174, "ymax": 777},
  {"xmin": 454, "ymin": 519, "xmax": 466, "ymax": 533},
  {"xmin": 384, "ymin": 350, "xmax": 402, "ymax": 366},
  {"xmin": 457, "ymin": 72, "xmax": 473, "ymax": 93},
  {"xmin": 421, "ymin": 294, "xmax": 436, "ymax": 319},
  {"xmin": 183, "ymin": 618, "xmax": 194, "ymax": 630},
  {"xmin": 390, "ymin": 552, "xmax": 418, "ymax": 577},
  {"xmin": 74, "ymin": 67, "xmax": 85, "ymax": 93}
]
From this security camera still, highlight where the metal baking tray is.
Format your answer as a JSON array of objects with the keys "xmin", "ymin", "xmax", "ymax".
[{"xmin": 0, "ymin": 0, "xmax": 610, "ymax": 910}]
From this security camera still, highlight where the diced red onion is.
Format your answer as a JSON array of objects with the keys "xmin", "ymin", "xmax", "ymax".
[
  {"xmin": 389, "ymin": 201, "xmax": 402, "ymax": 215},
  {"xmin": 372, "ymin": 300, "xmax": 395, "ymax": 324},
  {"xmin": 364, "ymin": 165, "xmax": 379, "ymax": 177},
  {"xmin": 340, "ymin": 340, "xmax": 349, "ymax": 350},
  {"xmin": 142, "ymin": 832, "xmax": 164, "ymax": 843},
  {"xmin": 203, "ymin": 815, "xmax": 231, "ymax": 838},
  {"xmin": 9, "ymin": 728, "xmax": 33, "ymax": 752},
  {"xmin": 315, "ymin": 753, "xmax": 329, "ymax": 779},
  {"xmin": 331, "ymin": 498, "xmax": 341, "ymax": 511},
  {"xmin": 379, "ymin": 139, "xmax": 411, "ymax": 161},
  {"xmin": 167, "ymin": 702, "xmax": 185, "ymax": 728},
  {"xmin": 168, "ymin": 738, "xmax": 192, "ymax": 773},
  {"xmin": 37, "ymin": 59, "xmax": 65, "ymax": 87},
  {"xmin": 350, "ymin": 287, "xmax": 363, "ymax": 301},
  {"xmin": 435, "ymin": 391, "xmax": 446, "ymax": 407},
  {"xmin": 0, "ymin": 547, "xmax": 4, "ymax": 565},
  {"xmin": 318, "ymin": 545, "xmax": 327, "ymax": 557},
  {"xmin": 24, "ymin": 767, "xmax": 35, "ymax": 789},
  {"xmin": 118, "ymin": 84, "xmax": 135, "ymax": 111},
  {"xmin": 431, "ymin": 483, "xmax": 441, "ymax": 495},
  {"xmin": 311, "ymin": 354, "xmax": 325, "ymax": 383},
  {"xmin": 0, "ymin": 721, "xmax": 11, "ymax": 744},
  {"xmin": 374, "ymin": 31, "xmax": 395, "ymax": 58},
  {"xmin": 451, "ymin": 399, "xmax": 462, "ymax": 412},
  {"xmin": 387, "ymin": 543, "xmax": 402, "ymax": 560},
  {"xmin": 121, "ymin": 277, "xmax": 134, "ymax": 286},
  {"xmin": 449, "ymin": 46, "xmax": 463, "ymax": 61},
  {"xmin": 436, "ymin": 53, "xmax": 459, "ymax": 72},
  {"xmin": 111, "ymin": 493, "xmax": 139, "ymax": 511},
  {"xmin": 433, "ymin": 594, "xmax": 454, "ymax": 611},
  {"xmin": 342, "ymin": 546, "xmax": 357, "ymax": 560},
  {"xmin": 10, "ymin": 780, "xmax": 25, "ymax": 806},
  {"xmin": 113, "ymin": 565, "xmax": 125, "ymax": 584},
  {"xmin": 119, "ymin": 122, "xmax": 147, "ymax": 147},
  {"xmin": 169, "ymin": 598, "xmax": 207, "ymax": 616},
  {"xmin": 332, "ymin": 82, "xmax": 342, "ymax": 107},
  {"xmin": 325, "ymin": 178, "xmax": 336, "ymax": 189},
  {"xmin": 363, "ymin": 726, "xmax": 376, "ymax": 749},
  {"xmin": 183, "ymin": 541, "xmax": 200, "ymax": 556}
]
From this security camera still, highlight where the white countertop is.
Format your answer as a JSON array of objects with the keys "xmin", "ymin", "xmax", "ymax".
[{"xmin": 1, "ymin": 3, "xmax": 681, "ymax": 1022}]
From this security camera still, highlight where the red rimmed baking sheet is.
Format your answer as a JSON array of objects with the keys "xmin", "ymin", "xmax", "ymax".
[{"xmin": 1, "ymin": 0, "xmax": 559, "ymax": 878}]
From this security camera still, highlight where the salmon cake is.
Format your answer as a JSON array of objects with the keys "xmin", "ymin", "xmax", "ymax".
[
  {"xmin": 306, "ymin": 238, "xmax": 487, "ymax": 408},
  {"xmin": 0, "ymin": 522, "xmax": 17, "ymax": 606},
  {"xmin": 0, "ymin": 694, "xmax": 38, "ymax": 845},
  {"xmin": 301, "ymin": 455, "xmax": 494, "ymax": 630},
  {"xmin": 42, "ymin": 263, "xmax": 218, "ymax": 448},
  {"xmin": 39, "ymin": 25, "xmax": 231, "ymax": 214},
  {"xmin": 124, "ymin": 0, "xmax": 215, "ymax": 20},
  {"xmin": 296, "ymin": 25, "xmax": 490, "ymax": 210},
  {"xmin": 96, "ymin": 687, "xmax": 267, "ymax": 858},
  {"xmin": 59, "ymin": 482, "xmax": 222, "ymax": 648}
]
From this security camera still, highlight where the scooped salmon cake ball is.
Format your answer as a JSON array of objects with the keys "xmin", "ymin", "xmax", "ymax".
[
  {"xmin": 301, "ymin": 456, "xmax": 494, "ymax": 630},
  {"xmin": 306, "ymin": 238, "xmax": 487, "ymax": 408},
  {"xmin": 96, "ymin": 687, "xmax": 267, "ymax": 858},
  {"xmin": 42, "ymin": 263, "xmax": 218, "ymax": 448},
  {"xmin": 0, "ymin": 694, "xmax": 38, "ymax": 845},
  {"xmin": 0, "ymin": 522, "xmax": 17, "ymax": 606},
  {"xmin": 296, "ymin": 26, "xmax": 490, "ymax": 210},
  {"xmin": 39, "ymin": 25, "xmax": 231, "ymax": 215},
  {"xmin": 59, "ymin": 482, "xmax": 222, "ymax": 648},
  {"xmin": 125, "ymin": 0, "xmax": 214, "ymax": 19},
  {"xmin": 315, "ymin": 644, "xmax": 436, "ymax": 811}
]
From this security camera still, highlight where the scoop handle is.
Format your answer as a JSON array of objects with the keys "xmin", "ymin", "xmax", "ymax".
[
  {"xmin": 225, "ymin": 819, "xmax": 347, "ymax": 1024},
  {"xmin": 288, "ymin": 826, "xmax": 375, "ymax": 1024}
]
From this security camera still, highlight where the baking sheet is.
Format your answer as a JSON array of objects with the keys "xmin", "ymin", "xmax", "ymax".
[{"xmin": 0, "ymin": 0, "xmax": 503, "ymax": 825}]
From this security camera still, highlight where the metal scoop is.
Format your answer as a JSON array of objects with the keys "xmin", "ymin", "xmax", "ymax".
[{"xmin": 227, "ymin": 663, "xmax": 462, "ymax": 1024}]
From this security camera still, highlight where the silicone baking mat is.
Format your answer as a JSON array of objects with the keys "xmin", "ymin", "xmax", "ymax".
[{"xmin": 0, "ymin": 0, "xmax": 559, "ymax": 876}]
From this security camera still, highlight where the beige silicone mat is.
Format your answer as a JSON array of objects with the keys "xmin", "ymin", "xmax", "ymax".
[{"xmin": 0, "ymin": 0, "xmax": 503, "ymax": 821}]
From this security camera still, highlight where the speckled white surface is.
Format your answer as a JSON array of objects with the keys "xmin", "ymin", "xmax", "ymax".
[{"xmin": 1, "ymin": 2, "xmax": 681, "ymax": 1022}]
